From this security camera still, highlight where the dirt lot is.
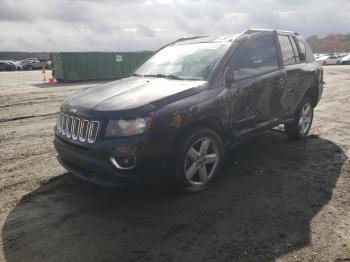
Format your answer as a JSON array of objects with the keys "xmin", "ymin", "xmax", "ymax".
[{"xmin": 0, "ymin": 67, "xmax": 349, "ymax": 262}]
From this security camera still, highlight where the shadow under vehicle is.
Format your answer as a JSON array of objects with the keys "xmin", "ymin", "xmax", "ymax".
[{"xmin": 2, "ymin": 131, "xmax": 347, "ymax": 261}]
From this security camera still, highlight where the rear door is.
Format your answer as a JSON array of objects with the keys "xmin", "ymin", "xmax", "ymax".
[
  {"xmin": 276, "ymin": 34, "xmax": 304, "ymax": 117},
  {"xmin": 227, "ymin": 32, "xmax": 286, "ymax": 133},
  {"xmin": 296, "ymin": 38, "xmax": 323, "ymax": 105}
]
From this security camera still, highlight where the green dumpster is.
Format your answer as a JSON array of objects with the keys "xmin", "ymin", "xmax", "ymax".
[{"xmin": 51, "ymin": 52, "xmax": 154, "ymax": 82}]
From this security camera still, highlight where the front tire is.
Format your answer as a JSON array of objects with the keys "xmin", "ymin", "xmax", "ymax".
[
  {"xmin": 173, "ymin": 127, "xmax": 224, "ymax": 192},
  {"xmin": 284, "ymin": 97, "xmax": 314, "ymax": 140}
]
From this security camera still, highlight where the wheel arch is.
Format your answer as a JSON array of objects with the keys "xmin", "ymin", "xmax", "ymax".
[
  {"xmin": 181, "ymin": 116, "xmax": 225, "ymax": 140},
  {"xmin": 168, "ymin": 116, "xmax": 225, "ymax": 160},
  {"xmin": 304, "ymin": 85, "xmax": 320, "ymax": 108}
]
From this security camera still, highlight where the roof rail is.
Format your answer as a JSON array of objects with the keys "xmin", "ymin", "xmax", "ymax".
[
  {"xmin": 156, "ymin": 35, "xmax": 208, "ymax": 52},
  {"xmin": 244, "ymin": 28, "xmax": 299, "ymax": 35},
  {"xmin": 245, "ymin": 28, "xmax": 274, "ymax": 33},
  {"xmin": 172, "ymin": 35, "xmax": 208, "ymax": 44},
  {"xmin": 278, "ymin": 30, "xmax": 299, "ymax": 35}
]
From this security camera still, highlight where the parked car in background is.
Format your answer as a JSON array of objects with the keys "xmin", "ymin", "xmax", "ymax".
[
  {"xmin": 341, "ymin": 54, "xmax": 350, "ymax": 65},
  {"xmin": 316, "ymin": 55, "xmax": 342, "ymax": 65},
  {"xmin": 21, "ymin": 58, "xmax": 50, "ymax": 70},
  {"xmin": 0, "ymin": 61, "xmax": 16, "ymax": 71},
  {"xmin": 54, "ymin": 29, "xmax": 323, "ymax": 191},
  {"xmin": 5, "ymin": 60, "xmax": 22, "ymax": 70},
  {"xmin": 24, "ymin": 58, "xmax": 38, "ymax": 61}
]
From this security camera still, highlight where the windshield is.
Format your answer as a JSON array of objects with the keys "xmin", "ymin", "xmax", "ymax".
[{"xmin": 134, "ymin": 43, "xmax": 229, "ymax": 80}]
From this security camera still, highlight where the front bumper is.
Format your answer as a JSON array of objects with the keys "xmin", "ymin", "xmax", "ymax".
[{"xmin": 54, "ymin": 128, "xmax": 178, "ymax": 186}]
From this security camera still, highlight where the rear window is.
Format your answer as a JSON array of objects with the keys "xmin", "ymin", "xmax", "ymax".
[
  {"xmin": 298, "ymin": 39, "xmax": 316, "ymax": 62},
  {"xmin": 278, "ymin": 35, "xmax": 299, "ymax": 65}
]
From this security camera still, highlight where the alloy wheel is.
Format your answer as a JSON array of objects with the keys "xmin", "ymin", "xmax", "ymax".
[
  {"xmin": 299, "ymin": 102, "xmax": 312, "ymax": 135},
  {"xmin": 184, "ymin": 137, "xmax": 220, "ymax": 186}
]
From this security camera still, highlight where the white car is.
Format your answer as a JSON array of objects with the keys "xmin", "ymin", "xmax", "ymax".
[
  {"xmin": 341, "ymin": 54, "xmax": 350, "ymax": 65},
  {"xmin": 317, "ymin": 55, "xmax": 342, "ymax": 65}
]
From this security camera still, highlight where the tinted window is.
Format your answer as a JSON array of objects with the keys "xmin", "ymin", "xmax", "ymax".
[
  {"xmin": 299, "ymin": 39, "xmax": 315, "ymax": 62},
  {"xmin": 278, "ymin": 35, "xmax": 298, "ymax": 65},
  {"xmin": 298, "ymin": 40, "xmax": 306, "ymax": 61},
  {"xmin": 231, "ymin": 34, "xmax": 279, "ymax": 80},
  {"xmin": 289, "ymin": 37, "xmax": 300, "ymax": 63}
]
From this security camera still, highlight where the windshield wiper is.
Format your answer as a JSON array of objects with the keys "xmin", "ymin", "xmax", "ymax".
[{"xmin": 143, "ymin": 74, "xmax": 183, "ymax": 80}]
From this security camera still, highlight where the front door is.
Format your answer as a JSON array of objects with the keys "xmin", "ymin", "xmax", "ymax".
[{"xmin": 226, "ymin": 32, "xmax": 285, "ymax": 133}]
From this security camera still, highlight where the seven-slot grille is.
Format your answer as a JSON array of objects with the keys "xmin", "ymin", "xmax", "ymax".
[{"xmin": 56, "ymin": 112, "xmax": 100, "ymax": 143}]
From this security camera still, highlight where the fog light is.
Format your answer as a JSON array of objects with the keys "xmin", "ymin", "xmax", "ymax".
[{"xmin": 110, "ymin": 154, "xmax": 136, "ymax": 170}]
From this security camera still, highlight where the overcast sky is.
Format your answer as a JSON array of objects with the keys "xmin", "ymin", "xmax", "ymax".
[{"xmin": 1, "ymin": 0, "xmax": 349, "ymax": 52}]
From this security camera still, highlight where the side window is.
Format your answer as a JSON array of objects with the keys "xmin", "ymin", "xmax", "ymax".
[
  {"xmin": 299, "ymin": 40, "xmax": 315, "ymax": 62},
  {"xmin": 298, "ymin": 40, "xmax": 307, "ymax": 61},
  {"xmin": 289, "ymin": 37, "xmax": 300, "ymax": 63},
  {"xmin": 231, "ymin": 34, "xmax": 279, "ymax": 80},
  {"xmin": 278, "ymin": 35, "xmax": 298, "ymax": 66}
]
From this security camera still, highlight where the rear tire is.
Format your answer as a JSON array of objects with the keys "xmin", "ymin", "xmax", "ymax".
[
  {"xmin": 172, "ymin": 127, "xmax": 224, "ymax": 192},
  {"xmin": 284, "ymin": 97, "xmax": 314, "ymax": 140}
]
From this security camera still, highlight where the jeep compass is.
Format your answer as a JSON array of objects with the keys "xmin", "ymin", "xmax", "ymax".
[{"xmin": 54, "ymin": 29, "xmax": 323, "ymax": 191}]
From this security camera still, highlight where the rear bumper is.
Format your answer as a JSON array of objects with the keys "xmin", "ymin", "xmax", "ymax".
[{"xmin": 54, "ymin": 127, "xmax": 178, "ymax": 186}]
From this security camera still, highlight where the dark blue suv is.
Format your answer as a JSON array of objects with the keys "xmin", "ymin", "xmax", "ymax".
[{"xmin": 54, "ymin": 29, "xmax": 323, "ymax": 192}]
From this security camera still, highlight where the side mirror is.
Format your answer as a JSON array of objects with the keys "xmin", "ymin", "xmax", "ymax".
[{"xmin": 224, "ymin": 67, "xmax": 235, "ymax": 86}]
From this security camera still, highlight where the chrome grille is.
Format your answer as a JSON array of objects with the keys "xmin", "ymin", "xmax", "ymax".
[{"xmin": 56, "ymin": 112, "xmax": 100, "ymax": 143}]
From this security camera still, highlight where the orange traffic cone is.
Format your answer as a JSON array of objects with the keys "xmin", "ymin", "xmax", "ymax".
[{"xmin": 42, "ymin": 66, "xmax": 46, "ymax": 82}]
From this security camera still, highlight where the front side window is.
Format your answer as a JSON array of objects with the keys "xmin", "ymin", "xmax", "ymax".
[
  {"xmin": 230, "ymin": 33, "xmax": 279, "ymax": 80},
  {"xmin": 278, "ymin": 35, "xmax": 298, "ymax": 66},
  {"xmin": 134, "ymin": 43, "xmax": 229, "ymax": 80}
]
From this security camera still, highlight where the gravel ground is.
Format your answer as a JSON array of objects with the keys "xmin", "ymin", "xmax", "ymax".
[{"xmin": 0, "ymin": 67, "xmax": 349, "ymax": 262}]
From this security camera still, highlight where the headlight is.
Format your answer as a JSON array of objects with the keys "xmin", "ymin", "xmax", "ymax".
[{"xmin": 105, "ymin": 117, "xmax": 152, "ymax": 137}]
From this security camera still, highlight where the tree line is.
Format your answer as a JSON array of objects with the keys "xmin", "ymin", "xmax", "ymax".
[{"xmin": 307, "ymin": 33, "xmax": 350, "ymax": 53}]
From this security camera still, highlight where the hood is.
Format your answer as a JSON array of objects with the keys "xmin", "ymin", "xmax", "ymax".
[{"xmin": 62, "ymin": 76, "xmax": 207, "ymax": 119}]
